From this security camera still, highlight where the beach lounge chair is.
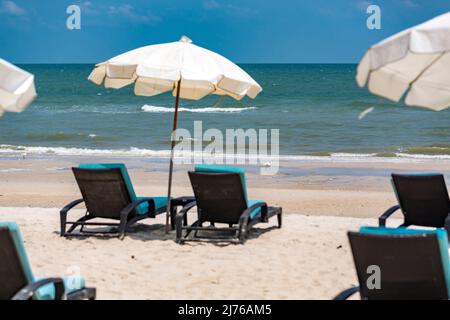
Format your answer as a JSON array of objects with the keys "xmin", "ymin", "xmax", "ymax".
[
  {"xmin": 334, "ymin": 227, "xmax": 450, "ymax": 300},
  {"xmin": 61, "ymin": 163, "xmax": 176, "ymax": 239},
  {"xmin": 175, "ymin": 165, "xmax": 282, "ymax": 244},
  {"xmin": 379, "ymin": 174, "xmax": 450, "ymax": 232},
  {"xmin": 0, "ymin": 222, "xmax": 96, "ymax": 300}
]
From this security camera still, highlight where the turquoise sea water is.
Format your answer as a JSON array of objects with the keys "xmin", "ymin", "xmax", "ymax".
[{"xmin": 1, "ymin": 64, "xmax": 450, "ymax": 160}]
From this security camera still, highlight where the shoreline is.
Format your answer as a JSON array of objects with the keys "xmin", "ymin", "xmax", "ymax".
[{"xmin": 2, "ymin": 154, "xmax": 450, "ymax": 217}]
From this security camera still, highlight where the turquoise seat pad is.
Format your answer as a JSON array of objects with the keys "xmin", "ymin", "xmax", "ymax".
[
  {"xmin": 360, "ymin": 226, "xmax": 450, "ymax": 296},
  {"xmin": 35, "ymin": 276, "xmax": 86, "ymax": 300},
  {"xmin": 79, "ymin": 163, "xmax": 166, "ymax": 216},
  {"xmin": 136, "ymin": 196, "xmax": 170, "ymax": 214},
  {"xmin": 247, "ymin": 200, "xmax": 264, "ymax": 219},
  {"xmin": 194, "ymin": 165, "xmax": 262, "ymax": 218}
]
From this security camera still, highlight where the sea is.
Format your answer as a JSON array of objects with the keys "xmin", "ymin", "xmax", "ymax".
[{"xmin": 2, "ymin": 64, "xmax": 450, "ymax": 162}]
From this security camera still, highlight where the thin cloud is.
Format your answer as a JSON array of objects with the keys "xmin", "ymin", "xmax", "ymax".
[
  {"xmin": 355, "ymin": 1, "xmax": 372, "ymax": 12},
  {"xmin": 355, "ymin": 1, "xmax": 419, "ymax": 13},
  {"xmin": 76, "ymin": 2, "xmax": 162, "ymax": 24},
  {"xmin": 203, "ymin": 0, "xmax": 222, "ymax": 10},
  {"xmin": 78, "ymin": 1, "xmax": 99, "ymax": 16},
  {"xmin": 401, "ymin": 0, "xmax": 419, "ymax": 8},
  {"xmin": 108, "ymin": 4, "xmax": 161, "ymax": 24},
  {"xmin": 202, "ymin": 0, "xmax": 253, "ymax": 17},
  {"xmin": 0, "ymin": 0, "xmax": 26, "ymax": 16}
]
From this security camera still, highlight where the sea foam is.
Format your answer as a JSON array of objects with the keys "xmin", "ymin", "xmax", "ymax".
[
  {"xmin": 0, "ymin": 144, "xmax": 449, "ymax": 163},
  {"xmin": 141, "ymin": 105, "xmax": 257, "ymax": 113}
]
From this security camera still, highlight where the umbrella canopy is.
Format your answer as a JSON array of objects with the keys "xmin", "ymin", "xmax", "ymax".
[
  {"xmin": 357, "ymin": 12, "xmax": 450, "ymax": 111},
  {"xmin": 0, "ymin": 59, "xmax": 36, "ymax": 116},
  {"xmin": 88, "ymin": 36, "xmax": 262, "ymax": 232},
  {"xmin": 89, "ymin": 36, "xmax": 262, "ymax": 100}
]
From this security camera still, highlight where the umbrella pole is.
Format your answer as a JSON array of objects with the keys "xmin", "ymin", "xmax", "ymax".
[{"xmin": 165, "ymin": 79, "xmax": 182, "ymax": 234}]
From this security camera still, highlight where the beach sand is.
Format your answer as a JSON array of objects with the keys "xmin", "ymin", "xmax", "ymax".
[
  {"xmin": 0, "ymin": 156, "xmax": 447, "ymax": 299},
  {"xmin": 1, "ymin": 207, "xmax": 397, "ymax": 300}
]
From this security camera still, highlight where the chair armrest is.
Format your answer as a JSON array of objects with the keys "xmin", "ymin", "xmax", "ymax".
[
  {"xmin": 378, "ymin": 205, "xmax": 401, "ymax": 227},
  {"xmin": 175, "ymin": 201, "xmax": 197, "ymax": 242},
  {"xmin": 171, "ymin": 196, "xmax": 196, "ymax": 208},
  {"xmin": 66, "ymin": 287, "xmax": 96, "ymax": 300},
  {"xmin": 241, "ymin": 202, "xmax": 268, "ymax": 223},
  {"xmin": 333, "ymin": 286, "xmax": 359, "ymax": 300},
  {"xmin": 60, "ymin": 199, "xmax": 85, "ymax": 215},
  {"xmin": 12, "ymin": 278, "xmax": 65, "ymax": 300},
  {"xmin": 120, "ymin": 197, "xmax": 156, "ymax": 218},
  {"xmin": 176, "ymin": 201, "xmax": 197, "ymax": 220}
]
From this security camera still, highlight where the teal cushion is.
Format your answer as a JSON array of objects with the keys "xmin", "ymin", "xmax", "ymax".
[
  {"xmin": 79, "ymin": 163, "xmax": 146, "ymax": 214},
  {"xmin": 247, "ymin": 199, "xmax": 263, "ymax": 219},
  {"xmin": 195, "ymin": 165, "xmax": 248, "ymax": 202},
  {"xmin": 136, "ymin": 196, "xmax": 170, "ymax": 215},
  {"xmin": 0, "ymin": 222, "xmax": 34, "ymax": 284},
  {"xmin": 35, "ymin": 276, "xmax": 86, "ymax": 300},
  {"xmin": 360, "ymin": 226, "xmax": 450, "ymax": 296}
]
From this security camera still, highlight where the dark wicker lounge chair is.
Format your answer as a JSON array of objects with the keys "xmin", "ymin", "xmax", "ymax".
[
  {"xmin": 61, "ymin": 163, "xmax": 176, "ymax": 239},
  {"xmin": 379, "ymin": 174, "xmax": 450, "ymax": 232},
  {"xmin": 0, "ymin": 222, "xmax": 96, "ymax": 300},
  {"xmin": 176, "ymin": 165, "xmax": 282, "ymax": 244},
  {"xmin": 335, "ymin": 227, "xmax": 450, "ymax": 300}
]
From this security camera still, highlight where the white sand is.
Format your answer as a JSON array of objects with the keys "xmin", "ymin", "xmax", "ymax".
[{"xmin": 0, "ymin": 207, "xmax": 402, "ymax": 300}]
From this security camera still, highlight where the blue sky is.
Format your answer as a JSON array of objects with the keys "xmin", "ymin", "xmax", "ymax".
[{"xmin": 0, "ymin": 0, "xmax": 449, "ymax": 63}]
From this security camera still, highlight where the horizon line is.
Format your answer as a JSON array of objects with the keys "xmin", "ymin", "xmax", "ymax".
[{"xmin": 14, "ymin": 62, "xmax": 360, "ymax": 65}]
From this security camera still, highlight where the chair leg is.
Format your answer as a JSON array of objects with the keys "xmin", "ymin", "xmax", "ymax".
[
  {"xmin": 176, "ymin": 215, "xmax": 183, "ymax": 244},
  {"xmin": 277, "ymin": 210, "xmax": 282, "ymax": 228},
  {"xmin": 60, "ymin": 211, "xmax": 67, "ymax": 237},
  {"xmin": 88, "ymin": 288, "xmax": 96, "ymax": 300},
  {"xmin": 118, "ymin": 213, "xmax": 129, "ymax": 240},
  {"xmin": 170, "ymin": 206, "xmax": 176, "ymax": 231},
  {"xmin": 238, "ymin": 220, "xmax": 248, "ymax": 244},
  {"xmin": 238, "ymin": 228, "xmax": 247, "ymax": 244}
]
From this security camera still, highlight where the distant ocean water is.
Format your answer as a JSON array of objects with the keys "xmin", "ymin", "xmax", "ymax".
[{"xmin": 2, "ymin": 64, "xmax": 450, "ymax": 161}]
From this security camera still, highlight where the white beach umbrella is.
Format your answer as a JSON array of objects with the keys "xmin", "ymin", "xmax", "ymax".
[
  {"xmin": 0, "ymin": 59, "xmax": 37, "ymax": 116},
  {"xmin": 88, "ymin": 36, "xmax": 262, "ymax": 231},
  {"xmin": 357, "ymin": 12, "xmax": 450, "ymax": 111}
]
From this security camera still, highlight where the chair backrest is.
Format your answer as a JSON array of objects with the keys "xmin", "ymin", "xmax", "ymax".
[
  {"xmin": 0, "ymin": 222, "xmax": 34, "ymax": 300},
  {"xmin": 73, "ymin": 166, "xmax": 135, "ymax": 219},
  {"xmin": 188, "ymin": 171, "xmax": 248, "ymax": 224},
  {"xmin": 392, "ymin": 173, "xmax": 450, "ymax": 227},
  {"xmin": 195, "ymin": 165, "xmax": 249, "ymax": 204},
  {"xmin": 349, "ymin": 227, "xmax": 450, "ymax": 300}
]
